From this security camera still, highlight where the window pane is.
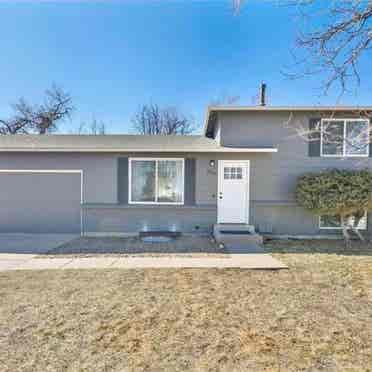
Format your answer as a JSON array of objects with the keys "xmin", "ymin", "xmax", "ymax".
[
  {"xmin": 131, "ymin": 160, "xmax": 156, "ymax": 202},
  {"xmin": 158, "ymin": 160, "xmax": 183, "ymax": 203},
  {"xmin": 345, "ymin": 120, "xmax": 369, "ymax": 156},
  {"xmin": 224, "ymin": 167, "xmax": 230, "ymax": 179},
  {"xmin": 320, "ymin": 213, "xmax": 367, "ymax": 230},
  {"xmin": 320, "ymin": 215, "xmax": 341, "ymax": 228},
  {"xmin": 224, "ymin": 167, "xmax": 243, "ymax": 180},
  {"xmin": 348, "ymin": 214, "xmax": 368, "ymax": 230},
  {"xmin": 322, "ymin": 120, "xmax": 344, "ymax": 156}
]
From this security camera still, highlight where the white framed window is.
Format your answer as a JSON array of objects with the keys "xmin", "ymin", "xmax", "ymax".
[
  {"xmin": 320, "ymin": 118, "xmax": 370, "ymax": 157},
  {"xmin": 129, "ymin": 158, "xmax": 184, "ymax": 205},
  {"xmin": 319, "ymin": 213, "xmax": 367, "ymax": 230}
]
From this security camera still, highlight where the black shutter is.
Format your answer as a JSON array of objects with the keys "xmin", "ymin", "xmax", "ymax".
[
  {"xmin": 184, "ymin": 158, "xmax": 196, "ymax": 206},
  {"xmin": 308, "ymin": 118, "xmax": 321, "ymax": 157},
  {"xmin": 117, "ymin": 157, "xmax": 129, "ymax": 204}
]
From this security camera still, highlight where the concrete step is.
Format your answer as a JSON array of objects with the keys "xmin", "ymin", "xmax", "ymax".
[
  {"xmin": 224, "ymin": 242, "xmax": 265, "ymax": 254},
  {"xmin": 213, "ymin": 224, "xmax": 263, "ymax": 246},
  {"xmin": 213, "ymin": 224, "xmax": 256, "ymax": 234}
]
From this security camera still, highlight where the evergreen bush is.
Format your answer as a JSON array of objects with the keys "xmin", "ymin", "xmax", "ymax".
[{"xmin": 296, "ymin": 169, "xmax": 372, "ymax": 241}]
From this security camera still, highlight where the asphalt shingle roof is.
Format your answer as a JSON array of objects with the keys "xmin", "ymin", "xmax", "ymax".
[{"xmin": 0, "ymin": 134, "xmax": 277, "ymax": 153}]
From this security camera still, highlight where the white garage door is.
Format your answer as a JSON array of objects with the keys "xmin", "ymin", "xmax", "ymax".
[{"xmin": 0, "ymin": 171, "xmax": 82, "ymax": 234}]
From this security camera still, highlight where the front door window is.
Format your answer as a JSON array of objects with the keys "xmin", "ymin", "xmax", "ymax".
[{"xmin": 224, "ymin": 166, "xmax": 243, "ymax": 180}]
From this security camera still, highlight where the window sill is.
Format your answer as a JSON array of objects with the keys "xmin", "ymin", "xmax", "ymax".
[
  {"xmin": 320, "ymin": 155, "xmax": 369, "ymax": 158},
  {"xmin": 128, "ymin": 202, "xmax": 184, "ymax": 206},
  {"xmin": 319, "ymin": 227, "xmax": 367, "ymax": 231}
]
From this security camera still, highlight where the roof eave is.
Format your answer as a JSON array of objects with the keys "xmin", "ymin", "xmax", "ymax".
[
  {"xmin": 0, "ymin": 147, "xmax": 278, "ymax": 153},
  {"xmin": 204, "ymin": 105, "xmax": 372, "ymax": 137}
]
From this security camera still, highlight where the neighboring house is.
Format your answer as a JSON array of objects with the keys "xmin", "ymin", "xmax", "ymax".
[{"xmin": 0, "ymin": 105, "xmax": 371, "ymax": 237}]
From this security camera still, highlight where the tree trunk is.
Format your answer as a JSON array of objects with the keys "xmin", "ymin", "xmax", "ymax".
[
  {"xmin": 340, "ymin": 215, "xmax": 352, "ymax": 247},
  {"xmin": 351, "ymin": 213, "xmax": 365, "ymax": 242}
]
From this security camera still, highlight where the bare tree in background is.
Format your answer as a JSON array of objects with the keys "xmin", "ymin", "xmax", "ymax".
[
  {"xmin": 234, "ymin": 0, "xmax": 372, "ymax": 95},
  {"xmin": 132, "ymin": 104, "xmax": 195, "ymax": 135},
  {"xmin": 77, "ymin": 118, "xmax": 106, "ymax": 135},
  {"xmin": 232, "ymin": 0, "xmax": 243, "ymax": 14},
  {"xmin": 290, "ymin": 0, "xmax": 372, "ymax": 94},
  {"xmin": 0, "ymin": 85, "xmax": 73, "ymax": 135}
]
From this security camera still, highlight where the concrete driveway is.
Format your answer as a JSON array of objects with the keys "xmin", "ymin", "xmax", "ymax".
[{"xmin": 0, "ymin": 234, "xmax": 78, "ymax": 254}]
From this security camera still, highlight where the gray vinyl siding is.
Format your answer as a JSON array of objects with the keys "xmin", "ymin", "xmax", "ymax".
[
  {"xmin": 195, "ymin": 156, "xmax": 218, "ymax": 204},
  {"xmin": 84, "ymin": 204, "xmax": 216, "ymax": 234},
  {"xmin": 216, "ymin": 111, "xmax": 372, "ymax": 236},
  {"xmin": 0, "ymin": 153, "xmax": 118, "ymax": 204}
]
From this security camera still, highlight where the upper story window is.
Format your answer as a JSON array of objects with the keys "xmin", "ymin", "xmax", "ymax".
[
  {"xmin": 129, "ymin": 158, "xmax": 184, "ymax": 205},
  {"xmin": 321, "ymin": 119, "xmax": 370, "ymax": 157}
]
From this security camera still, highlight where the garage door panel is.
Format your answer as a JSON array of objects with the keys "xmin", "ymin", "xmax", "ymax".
[{"xmin": 0, "ymin": 173, "xmax": 81, "ymax": 233}]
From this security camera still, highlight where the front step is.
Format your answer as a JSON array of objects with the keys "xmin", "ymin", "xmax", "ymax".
[{"xmin": 213, "ymin": 224, "xmax": 263, "ymax": 246}]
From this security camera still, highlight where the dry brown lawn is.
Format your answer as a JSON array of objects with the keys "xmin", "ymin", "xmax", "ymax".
[{"xmin": 1, "ymin": 240, "xmax": 372, "ymax": 372}]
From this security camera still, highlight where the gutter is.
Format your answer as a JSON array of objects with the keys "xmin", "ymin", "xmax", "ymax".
[{"xmin": 0, "ymin": 147, "xmax": 278, "ymax": 153}]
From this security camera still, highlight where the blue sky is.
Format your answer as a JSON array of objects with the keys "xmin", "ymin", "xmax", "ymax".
[{"xmin": 0, "ymin": 0, "xmax": 370, "ymax": 134}]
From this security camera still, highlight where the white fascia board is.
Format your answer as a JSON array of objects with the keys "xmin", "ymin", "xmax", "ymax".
[{"xmin": 0, "ymin": 147, "xmax": 278, "ymax": 153}]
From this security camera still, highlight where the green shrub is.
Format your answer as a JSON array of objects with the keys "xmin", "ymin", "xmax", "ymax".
[{"xmin": 296, "ymin": 169, "xmax": 372, "ymax": 219}]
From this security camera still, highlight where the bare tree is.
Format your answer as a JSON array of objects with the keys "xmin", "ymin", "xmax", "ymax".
[
  {"xmin": 290, "ymin": 0, "xmax": 372, "ymax": 95},
  {"xmin": 232, "ymin": 0, "xmax": 243, "ymax": 14},
  {"xmin": 77, "ymin": 118, "xmax": 106, "ymax": 135},
  {"xmin": 132, "ymin": 104, "xmax": 195, "ymax": 135},
  {"xmin": 0, "ymin": 85, "xmax": 73, "ymax": 135},
  {"xmin": 233, "ymin": 1, "xmax": 372, "ymax": 95}
]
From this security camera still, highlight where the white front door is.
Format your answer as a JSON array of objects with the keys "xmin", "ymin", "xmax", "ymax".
[{"xmin": 217, "ymin": 160, "xmax": 250, "ymax": 224}]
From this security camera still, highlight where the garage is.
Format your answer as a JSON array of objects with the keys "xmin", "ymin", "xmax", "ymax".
[{"xmin": 0, "ymin": 171, "xmax": 82, "ymax": 234}]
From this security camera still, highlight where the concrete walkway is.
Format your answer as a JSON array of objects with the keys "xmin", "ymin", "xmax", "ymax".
[{"xmin": 0, "ymin": 253, "xmax": 287, "ymax": 271}]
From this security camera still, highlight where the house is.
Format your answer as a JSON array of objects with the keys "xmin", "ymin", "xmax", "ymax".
[{"xmin": 0, "ymin": 105, "xmax": 371, "ymax": 238}]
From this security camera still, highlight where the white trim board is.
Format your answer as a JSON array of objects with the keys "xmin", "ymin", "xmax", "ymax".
[
  {"xmin": 0, "ymin": 169, "xmax": 84, "ymax": 235},
  {"xmin": 0, "ymin": 169, "xmax": 82, "ymax": 173},
  {"xmin": 0, "ymin": 147, "xmax": 278, "ymax": 153}
]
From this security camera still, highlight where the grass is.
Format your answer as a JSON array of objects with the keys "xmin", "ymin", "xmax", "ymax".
[{"xmin": 0, "ymin": 240, "xmax": 372, "ymax": 371}]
